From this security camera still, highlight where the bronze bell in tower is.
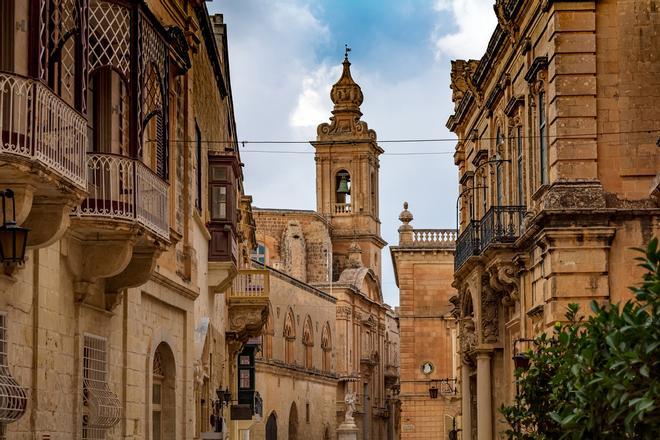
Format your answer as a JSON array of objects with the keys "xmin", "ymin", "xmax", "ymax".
[{"xmin": 337, "ymin": 175, "xmax": 350, "ymax": 194}]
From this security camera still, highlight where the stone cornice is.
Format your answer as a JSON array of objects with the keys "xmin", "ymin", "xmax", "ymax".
[
  {"xmin": 151, "ymin": 271, "xmax": 199, "ymax": 300},
  {"xmin": 256, "ymin": 359, "xmax": 339, "ymax": 384},
  {"xmin": 447, "ymin": 91, "xmax": 474, "ymax": 132},
  {"xmin": 525, "ymin": 56, "xmax": 548, "ymax": 83}
]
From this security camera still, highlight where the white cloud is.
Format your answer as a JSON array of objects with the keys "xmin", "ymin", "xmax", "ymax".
[
  {"xmin": 290, "ymin": 64, "xmax": 340, "ymax": 128},
  {"xmin": 433, "ymin": 0, "xmax": 497, "ymax": 59}
]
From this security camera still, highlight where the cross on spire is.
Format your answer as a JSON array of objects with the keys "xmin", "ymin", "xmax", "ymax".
[{"xmin": 344, "ymin": 44, "xmax": 351, "ymax": 60}]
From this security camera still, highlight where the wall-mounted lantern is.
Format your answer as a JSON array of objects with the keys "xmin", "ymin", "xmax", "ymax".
[
  {"xmin": 428, "ymin": 378, "xmax": 458, "ymax": 399},
  {"xmin": 512, "ymin": 338, "xmax": 535, "ymax": 371},
  {"xmin": 0, "ymin": 189, "xmax": 29, "ymax": 274}
]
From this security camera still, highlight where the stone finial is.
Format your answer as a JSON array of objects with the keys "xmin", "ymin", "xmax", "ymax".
[
  {"xmin": 398, "ymin": 202, "xmax": 414, "ymax": 246},
  {"xmin": 347, "ymin": 239, "xmax": 363, "ymax": 269}
]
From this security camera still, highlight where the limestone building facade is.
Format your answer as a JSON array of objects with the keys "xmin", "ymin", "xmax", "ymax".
[
  {"xmin": 447, "ymin": 1, "xmax": 660, "ymax": 438},
  {"xmin": 248, "ymin": 54, "xmax": 400, "ymax": 440},
  {"xmin": 0, "ymin": 1, "xmax": 268, "ymax": 438},
  {"xmin": 390, "ymin": 204, "xmax": 460, "ymax": 439}
]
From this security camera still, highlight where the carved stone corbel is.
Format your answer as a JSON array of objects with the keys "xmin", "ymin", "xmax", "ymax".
[
  {"xmin": 487, "ymin": 261, "xmax": 520, "ymax": 307},
  {"xmin": 480, "ymin": 274, "xmax": 499, "ymax": 344}
]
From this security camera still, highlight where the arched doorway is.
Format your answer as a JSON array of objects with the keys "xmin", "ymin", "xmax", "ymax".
[
  {"xmin": 288, "ymin": 402, "xmax": 298, "ymax": 440},
  {"xmin": 266, "ymin": 411, "xmax": 277, "ymax": 440},
  {"xmin": 152, "ymin": 342, "xmax": 175, "ymax": 439}
]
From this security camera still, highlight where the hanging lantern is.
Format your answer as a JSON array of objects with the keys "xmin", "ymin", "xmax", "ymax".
[
  {"xmin": 428, "ymin": 381, "xmax": 439, "ymax": 399},
  {"xmin": 0, "ymin": 190, "xmax": 29, "ymax": 270},
  {"xmin": 512, "ymin": 352, "xmax": 530, "ymax": 370},
  {"xmin": 336, "ymin": 175, "xmax": 350, "ymax": 194}
]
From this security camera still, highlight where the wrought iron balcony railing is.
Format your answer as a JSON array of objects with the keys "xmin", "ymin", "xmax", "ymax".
[
  {"xmin": 0, "ymin": 72, "xmax": 86, "ymax": 189},
  {"xmin": 230, "ymin": 269, "xmax": 270, "ymax": 298},
  {"xmin": 455, "ymin": 221, "xmax": 481, "ymax": 270},
  {"xmin": 73, "ymin": 153, "xmax": 169, "ymax": 240},
  {"xmin": 411, "ymin": 229, "xmax": 457, "ymax": 248},
  {"xmin": 480, "ymin": 205, "xmax": 526, "ymax": 250},
  {"xmin": 454, "ymin": 206, "xmax": 526, "ymax": 271}
]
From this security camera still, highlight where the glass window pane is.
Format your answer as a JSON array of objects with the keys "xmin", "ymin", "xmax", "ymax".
[
  {"xmin": 211, "ymin": 165, "xmax": 228, "ymax": 181},
  {"xmin": 212, "ymin": 186, "xmax": 227, "ymax": 219},
  {"xmin": 239, "ymin": 369, "xmax": 251, "ymax": 389},
  {"xmin": 153, "ymin": 383, "xmax": 161, "ymax": 405},
  {"xmin": 152, "ymin": 411, "xmax": 161, "ymax": 440}
]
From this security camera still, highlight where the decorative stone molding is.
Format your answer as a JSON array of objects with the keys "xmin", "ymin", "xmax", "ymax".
[
  {"xmin": 336, "ymin": 306, "xmax": 352, "ymax": 320},
  {"xmin": 541, "ymin": 182, "xmax": 607, "ymax": 211},
  {"xmin": 480, "ymin": 274, "xmax": 499, "ymax": 343},
  {"xmin": 459, "ymin": 317, "xmax": 477, "ymax": 366},
  {"xmin": 487, "ymin": 261, "xmax": 520, "ymax": 307}
]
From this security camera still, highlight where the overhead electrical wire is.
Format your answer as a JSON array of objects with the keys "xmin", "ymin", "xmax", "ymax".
[{"xmin": 143, "ymin": 128, "xmax": 659, "ymax": 156}]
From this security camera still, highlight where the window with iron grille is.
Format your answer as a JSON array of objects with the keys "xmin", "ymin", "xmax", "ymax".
[
  {"xmin": 82, "ymin": 334, "xmax": 121, "ymax": 440},
  {"xmin": 0, "ymin": 313, "xmax": 27, "ymax": 439}
]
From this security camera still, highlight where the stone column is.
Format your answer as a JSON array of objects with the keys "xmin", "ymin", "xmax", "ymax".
[
  {"xmin": 476, "ymin": 350, "xmax": 492, "ymax": 440},
  {"xmin": 461, "ymin": 363, "xmax": 472, "ymax": 438}
]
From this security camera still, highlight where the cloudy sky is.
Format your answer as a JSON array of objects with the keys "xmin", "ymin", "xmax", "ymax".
[{"xmin": 208, "ymin": 0, "xmax": 497, "ymax": 306}]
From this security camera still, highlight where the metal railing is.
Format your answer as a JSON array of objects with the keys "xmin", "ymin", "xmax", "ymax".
[
  {"xmin": 480, "ymin": 205, "xmax": 526, "ymax": 250},
  {"xmin": 73, "ymin": 153, "xmax": 169, "ymax": 240},
  {"xmin": 230, "ymin": 269, "xmax": 270, "ymax": 298},
  {"xmin": 0, "ymin": 71, "xmax": 86, "ymax": 188},
  {"xmin": 411, "ymin": 229, "xmax": 457, "ymax": 247},
  {"xmin": 454, "ymin": 206, "xmax": 526, "ymax": 271},
  {"xmin": 454, "ymin": 221, "xmax": 481, "ymax": 270},
  {"xmin": 334, "ymin": 203, "xmax": 352, "ymax": 214}
]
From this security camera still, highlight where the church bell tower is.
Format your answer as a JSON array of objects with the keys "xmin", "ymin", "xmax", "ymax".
[{"xmin": 312, "ymin": 50, "xmax": 386, "ymax": 281}]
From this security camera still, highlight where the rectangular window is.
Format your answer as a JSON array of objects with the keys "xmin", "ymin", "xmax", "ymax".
[
  {"xmin": 306, "ymin": 403, "xmax": 310, "ymax": 423},
  {"xmin": 496, "ymin": 164, "xmax": 503, "ymax": 206},
  {"xmin": 211, "ymin": 165, "xmax": 228, "ymax": 182},
  {"xmin": 517, "ymin": 126, "xmax": 524, "ymax": 204},
  {"xmin": 539, "ymin": 92, "xmax": 548, "ymax": 185},
  {"xmin": 239, "ymin": 369, "xmax": 251, "ymax": 389},
  {"xmin": 482, "ymin": 176, "xmax": 487, "ymax": 215},
  {"xmin": 195, "ymin": 123, "xmax": 202, "ymax": 212},
  {"xmin": 239, "ymin": 355, "xmax": 251, "ymax": 366},
  {"xmin": 211, "ymin": 186, "xmax": 227, "ymax": 220},
  {"xmin": 83, "ymin": 334, "xmax": 112, "ymax": 440}
]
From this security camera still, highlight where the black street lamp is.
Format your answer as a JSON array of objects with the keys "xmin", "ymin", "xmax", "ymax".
[
  {"xmin": 209, "ymin": 387, "xmax": 232, "ymax": 433},
  {"xmin": 512, "ymin": 338, "xmax": 535, "ymax": 371},
  {"xmin": 0, "ymin": 189, "xmax": 29, "ymax": 274}
]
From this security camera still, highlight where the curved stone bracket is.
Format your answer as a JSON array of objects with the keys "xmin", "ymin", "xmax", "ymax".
[{"xmin": 23, "ymin": 198, "xmax": 77, "ymax": 248}]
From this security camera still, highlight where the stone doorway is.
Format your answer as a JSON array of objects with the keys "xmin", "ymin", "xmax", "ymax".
[
  {"xmin": 266, "ymin": 411, "xmax": 277, "ymax": 440},
  {"xmin": 288, "ymin": 402, "xmax": 298, "ymax": 440}
]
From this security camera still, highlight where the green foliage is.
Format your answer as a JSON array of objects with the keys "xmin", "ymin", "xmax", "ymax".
[{"xmin": 501, "ymin": 238, "xmax": 660, "ymax": 439}]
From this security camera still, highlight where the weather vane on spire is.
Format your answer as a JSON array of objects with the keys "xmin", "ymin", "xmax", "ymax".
[{"xmin": 344, "ymin": 44, "xmax": 351, "ymax": 59}]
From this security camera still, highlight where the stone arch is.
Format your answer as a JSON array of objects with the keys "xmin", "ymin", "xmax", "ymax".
[
  {"xmin": 302, "ymin": 316, "xmax": 314, "ymax": 369},
  {"xmin": 152, "ymin": 342, "xmax": 175, "ymax": 439},
  {"xmin": 263, "ymin": 304, "xmax": 275, "ymax": 360},
  {"xmin": 321, "ymin": 322, "xmax": 332, "ymax": 371},
  {"xmin": 334, "ymin": 168, "xmax": 352, "ymax": 205},
  {"xmin": 288, "ymin": 401, "xmax": 299, "ymax": 440},
  {"xmin": 266, "ymin": 411, "xmax": 277, "ymax": 440},
  {"xmin": 284, "ymin": 308, "xmax": 296, "ymax": 364}
]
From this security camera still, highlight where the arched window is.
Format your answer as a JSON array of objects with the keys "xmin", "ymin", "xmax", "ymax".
[
  {"xmin": 152, "ymin": 343, "xmax": 175, "ymax": 440},
  {"xmin": 302, "ymin": 316, "xmax": 313, "ymax": 369},
  {"xmin": 263, "ymin": 308, "xmax": 274, "ymax": 360},
  {"xmin": 321, "ymin": 322, "xmax": 332, "ymax": 372},
  {"xmin": 252, "ymin": 242, "xmax": 267, "ymax": 264},
  {"xmin": 335, "ymin": 170, "xmax": 351, "ymax": 212},
  {"xmin": 284, "ymin": 310, "xmax": 296, "ymax": 365}
]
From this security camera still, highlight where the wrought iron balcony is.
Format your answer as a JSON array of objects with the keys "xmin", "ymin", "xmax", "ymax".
[
  {"xmin": 73, "ymin": 153, "xmax": 169, "ymax": 240},
  {"xmin": 454, "ymin": 206, "xmax": 526, "ymax": 271},
  {"xmin": 455, "ymin": 221, "xmax": 481, "ymax": 270},
  {"xmin": 0, "ymin": 71, "xmax": 87, "ymax": 189},
  {"xmin": 411, "ymin": 229, "xmax": 457, "ymax": 248},
  {"xmin": 480, "ymin": 205, "xmax": 526, "ymax": 251}
]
